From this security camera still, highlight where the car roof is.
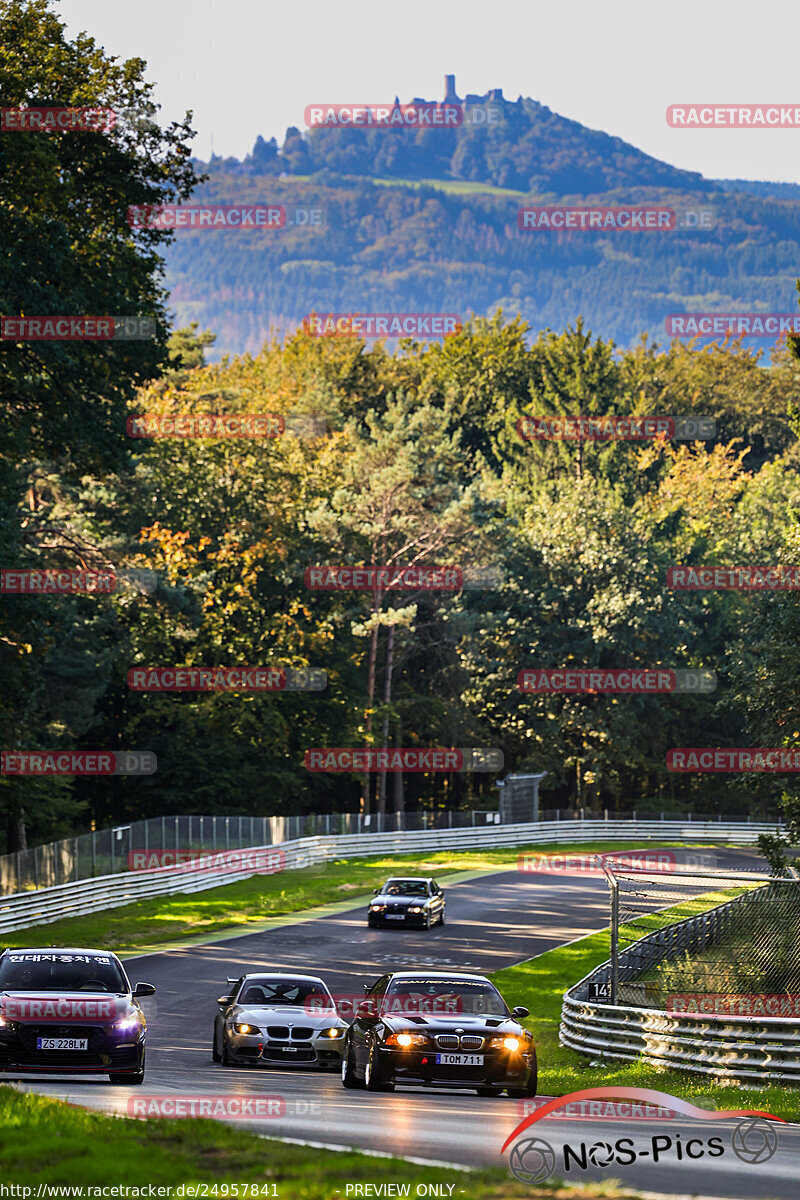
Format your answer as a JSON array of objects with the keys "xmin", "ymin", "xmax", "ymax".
[
  {"xmin": 239, "ymin": 973, "xmax": 327, "ymax": 985},
  {"xmin": 382, "ymin": 876, "xmax": 432, "ymax": 882},
  {"xmin": 386, "ymin": 970, "xmax": 491, "ymax": 982},
  {"xmin": 2, "ymin": 947, "xmax": 120, "ymax": 958}
]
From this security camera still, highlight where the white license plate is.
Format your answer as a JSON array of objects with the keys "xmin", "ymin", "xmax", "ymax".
[
  {"xmin": 37, "ymin": 1037, "xmax": 88, "ymax": 1051},
  {"xmin": 435, "ymin": 1052, "xmax": 484, "ymax": 1066},
  {"xmin": 385, "ymin": 914, "xmax": 405, "ymax": 920},
  {"xmin": 282, "ymin": 1046, "xmax": 298, "ymax": 1052}
]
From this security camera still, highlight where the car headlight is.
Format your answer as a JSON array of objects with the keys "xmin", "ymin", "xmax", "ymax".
[
  {"xmin": 385, "ymin": 1032, "xmax": 428, "ymax": 1048},
  {"xmin": 323, "ymin": 1027, "xmax": 342, "ymax": 1038},
  {"xmin": 408, "ymin": 906, "xmax": 423, "ymax": 913},
  {"xmin": 114, "ymin": 1014, "xmax": 140, "ymax": 1033},
  {"xmin": 489, "ymin": 1035, "xmax": 521, "ymax": 1051},
  {"xmin": 370, "ymin": 904, "xmax": 385, "ymax": 911},
  {"xmin": 233, "ymin": 1022, "xmax": 260, "ymax": 1035}
]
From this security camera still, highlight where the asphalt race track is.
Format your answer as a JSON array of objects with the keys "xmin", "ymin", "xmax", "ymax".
[{"xmin": 13, "ymin": 847, "xmax": 800, "ymax": 1199}]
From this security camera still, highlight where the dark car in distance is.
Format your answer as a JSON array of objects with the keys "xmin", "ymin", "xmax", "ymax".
[
  {"xmin": 0, "ymin": 947, "xmax": 154, "ymax": 1084},
  {"xmin": 367, "ymin": 877, "xmax": 445, "ymax": 928},
  {"xmin": 340, "ymin": 970, "xmax": 536, "ymax": 1095}
]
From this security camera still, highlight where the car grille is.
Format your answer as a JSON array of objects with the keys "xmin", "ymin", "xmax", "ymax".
[
  {"xmin": 267, "ymin": 1026, "xmax": 290, "ymax": 1039},
  {"xmin": 291, "ymin": 1027, "xmax": 313, "ymax": 1040},
  {"xmin": 435, "ymin": 1034, "xmax": 459, "ymax": 1049},
  {"xmin": 386, "ymin": 904, "xmax": 407, "ymax": 915},
  {"xmin": 434, "ymin": 1034, "xmax": 484, "ymax": 1050}
]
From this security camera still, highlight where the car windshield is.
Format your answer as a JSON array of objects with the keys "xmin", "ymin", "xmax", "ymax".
[
  {"xmin": 386, "ymin": 978, "xmax": 509, "ymax": 1016},
  {"xmin": 383, "ymin": 880, "xmax": 429, "ymax": 896},
  {"xmin": 0, "ymin": 953, "xmax": 127, "ymax": 993},
  {"xmin": 237, "ymin": 978, "xmax": 333, "ymax": 1008}
]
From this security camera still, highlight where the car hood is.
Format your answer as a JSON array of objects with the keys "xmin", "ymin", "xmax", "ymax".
[
  {"xmin": 371, "ymin": 893, "xmax": 428, "ymax": 905},
  {"xmin": 378, "ymin": 1013, "xmax": 525, "ymax": 1035},
  {"xmin": 0, "ymin": 991, "xmax": 130, "ymax": 1022},
  {"xmin": 232, "ymin": 1003, "xmax": 345, "ymax": 1028}
]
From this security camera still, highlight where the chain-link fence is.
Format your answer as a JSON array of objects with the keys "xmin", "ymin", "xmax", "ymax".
[
  {"xmin": 597, "ymin": 851, "xmax": 800, "ymax": 1010},
  {"xmin": 0, "ymin": 808, "xmax": 511, "ymax": 894}
]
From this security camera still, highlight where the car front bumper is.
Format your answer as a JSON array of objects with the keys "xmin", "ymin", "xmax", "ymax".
[
  {"xmin": 376, "ymin": 1046, "xmax": 534, "ymax": 1089},
  {"xmin": 367, "ymin": 910, "xmax": 430, "ymax": 925},
  {"xmin": 0, "ymin": 1024, "xmax": 144, "ymax": 1074},
  {"xmin": 228, "ymin": 1030, "xmax": 346, "ymax": 1067}
]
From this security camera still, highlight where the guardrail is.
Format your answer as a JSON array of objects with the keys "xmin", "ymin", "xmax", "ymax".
[
  {"xmin": 560, "ymin": 874, "xmax": 800, "ymax": 1083},
  {"xmin": 0, "ymin": 818, "xmax": 781, "ymax": 936}
]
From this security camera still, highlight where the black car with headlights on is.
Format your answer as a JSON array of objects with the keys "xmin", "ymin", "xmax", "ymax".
[
  {"xmin": 0, "ymin": 947, "xmax": 154, "ymax": 1084},
  {"xmin": 340, "ymin": 970, "xmax": 536, "ymax": 1095},
  {"xmin": 213, "ymin": 972, "xmax": 348, "ymax": 1068},
  {"xmin": 367, "ymin": 877, "xmax": 445, "ymax": 929}
]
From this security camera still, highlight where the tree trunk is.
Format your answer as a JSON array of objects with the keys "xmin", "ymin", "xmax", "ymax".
[
  {"xmin": 376, "ymin": 624, "xmax": 395, "ymax": 815},
  {"xmin": 362, "ymin": 604, "xmax": 381, "ymax": 816},
  {"xmin": 392, "ymin": 712, "xmax": 405, "ymax": 815}
]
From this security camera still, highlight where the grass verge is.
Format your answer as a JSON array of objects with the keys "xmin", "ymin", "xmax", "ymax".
[
  {"xmin": 2, "ymin": 840, "xmax": 697, "ymax": 953},
  {"xmin": 490, "ymin": 889, "xmax": 796, "ymax": 1121},
  {"xmin": 0, "ymin": 1085, "xmax": 644, "ymax": 1196}
]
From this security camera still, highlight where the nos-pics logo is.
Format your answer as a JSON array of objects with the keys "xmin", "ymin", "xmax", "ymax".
[{"xmin": 503, "ymin": 1089, "xmax": 782, "ymax": 1184}]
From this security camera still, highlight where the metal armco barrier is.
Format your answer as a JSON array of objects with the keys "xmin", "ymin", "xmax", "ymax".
[
  {"xmin": 0, "ymin": 818, "xmax": 780, "ymax": 936},
  {"xmin": 561, "ymin": 872, "xmax": 800, "ymax": 1084}
]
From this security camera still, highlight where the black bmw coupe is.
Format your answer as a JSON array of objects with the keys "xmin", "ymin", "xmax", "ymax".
[{"xmin": 340, "ymin": 970, "xmax": 536, "ymax": 1095}]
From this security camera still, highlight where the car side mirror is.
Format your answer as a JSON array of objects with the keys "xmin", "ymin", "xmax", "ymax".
[
  {"xmin": 133, "ymin": 982, "xmax": 156, "ymax": 997},
  {"xmin": 511, "ymin": 1005, "xmax": 529, "ymax": 1019},
  {"xmin": 355, "ymin": 1000, "xmax": 374, "ymax": 1019},
  {"xmin": 217, "ymin": 995, "xmax": 230, "ymax": 1008},
  {"xmin": 372, "ymin": 887, "xmax": 380, "ymax": 894}
]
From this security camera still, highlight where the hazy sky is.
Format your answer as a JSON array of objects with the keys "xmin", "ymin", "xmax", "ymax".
[{"xmin": 56, "ymin": 0, "xmax": 800, "ymax": 183}]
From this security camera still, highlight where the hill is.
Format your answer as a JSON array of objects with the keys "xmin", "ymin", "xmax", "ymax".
[{"xmin": 161, "ymin": 78, "xmax": 800, "ymax": 356}]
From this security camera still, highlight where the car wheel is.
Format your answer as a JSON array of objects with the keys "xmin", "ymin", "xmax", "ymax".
[
  {"xmin": 212, "ymin": 1025, "xmax": 222, "ymax": 1062},
  {"xmin": 341, "ymin": 1042, "xmax": 363, "ymax": 1089},
  {"xmin": 507, "ymin": 1052, "xmax": 537, "ymax": 1097},
  {"xmin": 439, "ymin": 908, "xmax": 446, "ymax": 926},
  {"xmin": 364, "ymin": 1039, "xmax": 393, "ymax": 1091},
  {"xmin": 221, "ymin": 1032, "xmax": 230, "ymax": 1065}
]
